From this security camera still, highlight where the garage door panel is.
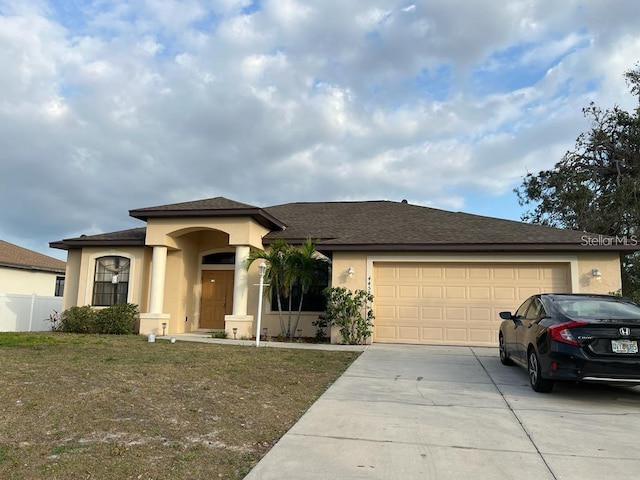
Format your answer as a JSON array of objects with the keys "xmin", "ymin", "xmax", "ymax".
[
  {"xmin": 445, "ymin": 328, "xmax": 467, "ymax": 342},
  {"xmin": 469, "ymin": 268, "xmax": 491, "ymax": 280},
  {"xmin": 421, "ymin": 306, "xmax": 443, "ymax": 319},
  {"xmin": 420, "ymin": 267, "xmax": 443, "ymax": 279},
  {"xmin": 469, "ymin": 307, "xmax": 492, "ymax": 321},
  {"xmin": 375, "ymin": 325, "xmax": 397, "ymax": 341},
  {"xmin": 398, "ymin": 326, "xmax": 420, "ymax": 341},
  {"xmin": 399, "ymin": 285, "xmax": 420, "ymax": 298},
  {"xmin": 494, "ymin": 287, "xmax": 517, "ymax": 301},
  {"xmin": 445, "ymin": 286, "xmax": 466, "ymax": 299},
  {"xmin": 445, "ymin": 307, "xmax": 466, "ymax": 320},
  {"xmin": 422, "ymin": 286, "xmax": 443, "ymax": 298},
  {"xmin": 493, "ymin": 267, "xmax": 516, "ymax": 280},
  {"xmin": 518, "ymin": 287, "xmax": 543, "ymax": 298},
  {"xmin": 469, "ymin": 287, "xmax": 491, "ymax": 300},
  {"xmin": 469, "ymin": 328, "xmax": 494, "ymax": 344},
  {"xmin": 399, "ymin": 267, "xmax": 420, "ymax": 279},
  {"xmin": 374, "ymin": 262, "xmax": 571, "ymax": 346},
  {"xmin": 398, "ymin": 306, "xmax": 419, "ymax": 319},
  {"xmin": 445, "ymin": 267, "xmax": 466, "ymax": 279},
  {"xmin": 422, "ymin": 327, "xmax": 444, "ymax": 342}
]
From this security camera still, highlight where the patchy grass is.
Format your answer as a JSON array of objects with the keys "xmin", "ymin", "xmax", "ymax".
[{"xmin": 0, "ymin": 333, "xmax": 359, "ymax": 479}]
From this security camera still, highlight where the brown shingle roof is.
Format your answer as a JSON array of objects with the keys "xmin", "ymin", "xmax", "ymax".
[
  {"xmin": 262, "ymin": 200, "xmax": 601, "ymax": 251},
  {"xmin": 129, "ymin": 197, "xmax": 285, "ymax": 230},
  {"xmin": 51, "ymin": 197, "xmax": 636, "ymax": 252},
  {"xmin": 0, "ymin": 240, "xmax": 66, "ymax": 273},
  {"xmin": 50, "ymin": 228, "xmax": 146, "ymax": 250}
]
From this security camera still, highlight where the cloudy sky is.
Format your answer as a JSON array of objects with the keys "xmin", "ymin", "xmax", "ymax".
[{"xmin": 2, "ymin": 0, "xmax": 640, "ymax": 260}]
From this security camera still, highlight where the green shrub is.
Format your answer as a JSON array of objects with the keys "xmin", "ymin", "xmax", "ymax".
[
  {"xmin": 94, "ymin": 303, "xmax": 139, "ymax": 334},
  {"xmin": 59, "ymin": 304, "xmax": 139, "ymax": 335},
  {"xmin": 211, "ymin": 330, "xmax": 228, "ymax": 339},
  {"xmin": 321, "ymin": 287, "xmax": 374, "ymax": 345},
  {"xmin": 59, "ymin": 306, "xmax": 96, "ymax": 333}
]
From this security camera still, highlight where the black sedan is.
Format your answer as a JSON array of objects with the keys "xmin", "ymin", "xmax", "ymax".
[{"xmin": 498, "ymin": 293, "xmax": 640, "ymax": 392}]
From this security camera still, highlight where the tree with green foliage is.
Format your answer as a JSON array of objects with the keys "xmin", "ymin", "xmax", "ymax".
[
  {"xmin": 289, "ymin": 238, "xmax": 328, "ymax": 338},
  {"xmin": 516, "ymin": 64, "xmax": 640, "ymax": 299},
  {"xmin": 245, "ymin": 239, "xmax": 292, "ymax": 337},
  {"xmin": 245, "ymin": 238, "xmax": 326, "ymax": 338}
]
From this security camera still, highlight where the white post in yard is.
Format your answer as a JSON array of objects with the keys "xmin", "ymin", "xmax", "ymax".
[{"xmin": 255, "ymin": 262, "xmax": 267, "ymax": 348}]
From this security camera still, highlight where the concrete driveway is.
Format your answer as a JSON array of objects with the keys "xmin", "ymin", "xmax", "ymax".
[{"xmin": 245, "ymin": 343, "xmax": 640, "ymax": 480}]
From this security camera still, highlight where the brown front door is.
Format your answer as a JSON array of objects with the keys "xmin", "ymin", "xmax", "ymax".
[{"xmin": 200, "ymin": 270, "xmax": 234, "ymax": 329}]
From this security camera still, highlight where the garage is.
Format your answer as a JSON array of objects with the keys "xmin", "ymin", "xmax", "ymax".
[{"xmin": 373, "ymin": 262, "xmax": 571, "ymax": 346}]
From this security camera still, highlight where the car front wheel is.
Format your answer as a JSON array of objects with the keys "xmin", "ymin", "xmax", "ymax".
[
  {"xmin": 528, "ymin": 348, "xmax": 554, "ymax": 393},
  {"xmin": 499, "ymin": 334, "xmax": 514, "ymax": 366}
]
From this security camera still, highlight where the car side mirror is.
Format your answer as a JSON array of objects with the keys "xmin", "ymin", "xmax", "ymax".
[{"xmin": 499, "ymin": 311, "xmax": 513, "ymax": 320}]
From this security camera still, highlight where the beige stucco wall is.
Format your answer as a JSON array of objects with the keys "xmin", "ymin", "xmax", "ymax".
[
  {"xmin": 145, "ymin": 217, "xmax": 269, "ymax": 249},
  {"xmin": 60, "ymin": 226, "xmax": 626, "ymax": 339},
  {"xmin": 246, "ymin": 250, "xmax": 625, "ymax": 340},
  {"xmin": 62, "ymin": 246, "xmax": 150, "ymax": 310},
  {"xmin": 0, "ymin": 266, "xmax": 61, "ymax": 296},
  {"xmin": 251, "ymin": 252, "xmax": 370, "ymax": 339},
  {"xmin": 62, "ymin": 249, "xmax": 82, "ymax": 310},
  {"xmin": 575, "ymin": 251, "xmax": 622, "ymax": 294}
]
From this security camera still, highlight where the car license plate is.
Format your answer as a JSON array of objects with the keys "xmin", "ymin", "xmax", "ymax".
[{"xmin": 612, "ymin": 339, "xmax": 638, "ymax": 354}]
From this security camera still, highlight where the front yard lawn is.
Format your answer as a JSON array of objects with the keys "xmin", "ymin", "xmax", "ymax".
[{"xmin": 0, "ymin": 333, "xmax": 359, "ymax": 479}]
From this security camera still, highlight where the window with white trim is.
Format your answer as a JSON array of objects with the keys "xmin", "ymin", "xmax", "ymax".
[{"xmin": 92, "ymin": 256, "xmax": 130, "ymax": 306}]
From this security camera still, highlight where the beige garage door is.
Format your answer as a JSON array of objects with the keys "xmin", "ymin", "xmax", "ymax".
[{"xmin": 373, "ymin": 262, "xmax": 571, "ymax": 346}]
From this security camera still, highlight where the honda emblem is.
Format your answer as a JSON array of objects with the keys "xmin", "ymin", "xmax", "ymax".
[{"xmin": 619, "ymin": 327, "xmax": 631, "ymax": 337}]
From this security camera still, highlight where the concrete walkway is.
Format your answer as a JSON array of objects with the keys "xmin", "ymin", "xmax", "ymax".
[
  {"xmin": 244, "ymin": 343, "xmax": 640, "ymax": 480},
  {"xmin": 157, "ymin": 332, "xmax": 368, "ymax": 352}
]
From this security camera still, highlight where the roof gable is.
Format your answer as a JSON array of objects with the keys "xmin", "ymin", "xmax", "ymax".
[
  {"xmin": 129, "ymin": 196, "xmax": 285, "ymax": 230},
  {"xmin": 0, "ymin": 240, "xmax": 66, "ymax": 273}
]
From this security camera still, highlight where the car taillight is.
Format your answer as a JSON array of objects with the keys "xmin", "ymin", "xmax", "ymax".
[{"xmin": 549, "ymin": 321, "xmax": 589, "ymax": 346}]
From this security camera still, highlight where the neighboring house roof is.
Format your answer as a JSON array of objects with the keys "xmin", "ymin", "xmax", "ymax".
[
  {"xmin": 50, "ymin": 197, "xmax": 636, "ymax": 253},
  {"xmin": 0, "ymin": 240, "xmax": 66, "ymax": 273}
]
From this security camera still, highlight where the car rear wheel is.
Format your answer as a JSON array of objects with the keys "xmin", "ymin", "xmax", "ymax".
[
  {"xmin": 499, "ymin": 334, "xmax": 514, "ymax": 366},
  {"xmin": 528, "ymin": 348, "xmax": 554, "ymax": 393}
]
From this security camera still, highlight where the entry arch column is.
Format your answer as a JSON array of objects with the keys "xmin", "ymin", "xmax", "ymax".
[
  {"xmin": 139, "ymin": 245, "xmax": 170, "ymax": 335},
  {"xmin": 225, "ymin": 245, "xmax": 254, "ymax": 339}
]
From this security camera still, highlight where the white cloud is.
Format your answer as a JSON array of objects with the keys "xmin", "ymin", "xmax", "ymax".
[{"xmin": 1, "ymin": 0, "xmax": 640, "ymax": 257}]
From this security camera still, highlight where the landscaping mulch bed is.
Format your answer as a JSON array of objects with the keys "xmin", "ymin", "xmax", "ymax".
[{"xmin": 0, "ymin": 333, "xmax": 359, "ymax": 479}]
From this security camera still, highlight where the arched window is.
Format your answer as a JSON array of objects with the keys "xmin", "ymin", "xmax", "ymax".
[{"xmin": 92, "ymin": 256, "xmax": 130, "ymax": 306}]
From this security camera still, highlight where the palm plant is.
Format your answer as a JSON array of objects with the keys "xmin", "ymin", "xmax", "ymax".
[
  {"xmin": 245, "ymin": 239, "xmax": 292, "ymax": 336},
  {"xmin": 245, "ymin": 238, "xmax": 326, "ymax": 338},
  {"xmin": 289, "ymin": 238, "xmax": 327, "ymax": 337}
]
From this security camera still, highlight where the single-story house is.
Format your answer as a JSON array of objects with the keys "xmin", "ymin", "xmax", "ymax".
[
  {"xmin": 0, "ymin": 240, "xmax": 66, "ymax": 296},
  {"xmin": 50, "ymin": 197, "xmax": 635, "ymax": 346}
]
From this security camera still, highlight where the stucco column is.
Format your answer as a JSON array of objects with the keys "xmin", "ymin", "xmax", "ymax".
[
  {"xmin": 232, "ymin": 245, "xmax": 250, "ymax": 316},
  {"xmin": 149, "ymin": 246, "xmax": 168, "ymax": 314}
]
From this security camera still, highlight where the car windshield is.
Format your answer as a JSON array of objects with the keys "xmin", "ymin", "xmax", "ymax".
[{"xmin": 555, "ymin": 298, "xmax": 640, "ymax": 320}]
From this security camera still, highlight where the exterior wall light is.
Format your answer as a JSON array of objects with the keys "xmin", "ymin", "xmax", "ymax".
[
  {"xmin": 592, "ymin": 268, "xmax": 602, "ymax": 282},
  {"xmin": 348, "ymin": 267, "xmax": 355, "ymax": 278}
]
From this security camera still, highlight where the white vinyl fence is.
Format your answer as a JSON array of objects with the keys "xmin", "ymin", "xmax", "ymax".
[{"xmin": 0, "ymin": 294, "xmax": 63, "ymax": 332}]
